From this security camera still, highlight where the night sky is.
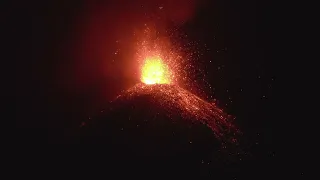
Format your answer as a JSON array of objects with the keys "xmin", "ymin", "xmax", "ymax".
[{"xmin": 15, "ymin": 0, "xmax": 275, "ymax": 178}]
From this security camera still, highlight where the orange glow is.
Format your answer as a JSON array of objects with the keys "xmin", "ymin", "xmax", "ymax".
[
  {"xmin": 135, "ymin": 26, "xmax": 180, "ymax": 86},
  {"xmin": 141, "ymin": 56, "xmax": 171, "ymax": 85}
]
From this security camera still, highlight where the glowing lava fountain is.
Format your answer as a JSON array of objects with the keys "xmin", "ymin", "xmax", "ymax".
[
  {"xmin": 141, "ymin": 56, "xmax": 172, "ymax": 85},
  {"xmin": 125, "ymin": 26, "xmax": 240, "ymax": 144}
]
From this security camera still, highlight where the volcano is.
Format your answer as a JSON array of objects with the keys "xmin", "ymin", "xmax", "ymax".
[{"xmin": 76, "ymin": 83, "xmax": 239, "ymax": 166}]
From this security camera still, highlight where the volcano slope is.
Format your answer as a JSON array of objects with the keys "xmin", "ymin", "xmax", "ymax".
[{"xmin": 75, "ymin": 83, "xmax": 240, "ymax": 169}]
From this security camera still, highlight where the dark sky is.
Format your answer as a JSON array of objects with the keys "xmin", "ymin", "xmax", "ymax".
[{"xmin": 15, "ymin": 0, "xmax": 275, "ymax": 175}]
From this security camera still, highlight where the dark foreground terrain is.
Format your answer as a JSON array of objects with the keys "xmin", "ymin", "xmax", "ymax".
[
  {"xmin": 16, "ymin": 85, "xmax": 274, "ymax": 178},
  {"xmin": 17, "ymin": 84, "xmax": 266, "ymax": 178}
]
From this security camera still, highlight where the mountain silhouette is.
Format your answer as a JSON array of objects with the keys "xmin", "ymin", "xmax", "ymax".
[{"xmin": 72, "ymin": 84, "xmax": 240, "ymax": 169}]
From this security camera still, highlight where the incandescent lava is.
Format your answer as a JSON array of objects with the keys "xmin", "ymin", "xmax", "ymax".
[{"xmin": 141, "ymin": 56, "xmax": 172, "ymax": 85}]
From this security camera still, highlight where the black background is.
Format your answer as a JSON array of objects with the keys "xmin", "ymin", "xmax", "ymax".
[{"xmin": 14, "ymin": 0, "xmax": 276, "ymax": 178}]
